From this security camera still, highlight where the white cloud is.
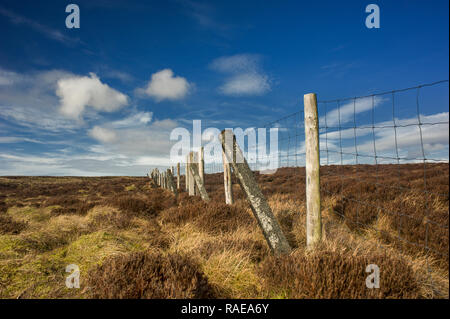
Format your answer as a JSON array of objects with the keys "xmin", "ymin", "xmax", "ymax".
[
  {"xmin": 0, "ymin": 68, "xmax": 22, "ymax": 85},
  {"xmin": 0, "ymin": 68, "xmax": 82, "ymax": 131},
  {"xmin": 210, "ymin": 54, "xmax": 271, "ymax": 96},
  {"xmin": 88, "ymin": 126, "xmax": 118, "ymax": 143},
  {"xmin": 319, "ymin": 112, "xmax": 449, "ymax": 163},
  {"xmin": 111, "ymin": 111, "xmax": 153, "ymax": 128},
  {"xmin": 210, "ymin": 54, "xmax": 260, "ymax": 73},
  {"xmin": 319, "ymin": 96, "xmax": 385, "ymax": 127},
  {"xmin": 143, "ymin": 69, "xmax": 190, "ymax": 101},
  {"xmin": 220, "ymin": 73, "xmax": 270, "ymax": 96},
  {"xmin": 0, "ymin": 136, "xmax": 44, "ymax": 144},
  {"xmin": 56, "ymin": 73, "xmax": 129, "ymax": 119}
]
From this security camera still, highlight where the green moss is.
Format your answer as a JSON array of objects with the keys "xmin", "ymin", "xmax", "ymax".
[
  {"xmin": 0, "ymin": 235, "xmax": 31, "ymax": 259},
  {"xmin": 125, "ymin": 184, "xmax": 137, "ymax": 191},
  {"xmin": 0, "ymin": 231, "xmax": 147, "ymax": 298},
  {"xmin": 7, "ymin": 206, "xmax": 51, "ymax": 223}
]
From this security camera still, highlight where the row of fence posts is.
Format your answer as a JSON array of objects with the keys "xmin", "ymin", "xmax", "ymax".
[{"xmin": 147, "ymin": 93, "xmax": 321, "ymax": 255}]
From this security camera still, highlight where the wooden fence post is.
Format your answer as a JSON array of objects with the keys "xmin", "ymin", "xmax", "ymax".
[
  {"xmin": 219, "ymin": 130, "xmax": 291, "ymax": 255},
  {"xmin": 177, "ymin": 162, "xmax": 180, "ymax": 190},
  {"xmin": 185, "ymin": 155, "xmax": 189, "ymax": 191},
  {"xmin": 189, "ymin": 159, "xmax": 210, "ymax": 202},
  {"xmin": 199, "ymin": 147, "xmax": 205, "ymax": 189},
  {"xmin": 304, "ymin": 93, "xmax": 322, "ymax": 248},
  {"xmin": 164, "ymin": 171, "xmax": 167, "ymax": 189},
  {"xmin": 188, "ymin": 152, "xmax": 196, "ymax": 196},
  {"xmin": 167, "ymin": 168, "xmax": 178, "ymax": 195},
  {"xmin": 222, "ymin": 149, "xmax": 234, "ymax": 205}
]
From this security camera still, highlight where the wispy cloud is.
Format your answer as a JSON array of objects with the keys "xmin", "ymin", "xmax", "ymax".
[
  {"xmin": 178, "ymin": 0, "xmax": 231, "ymax": 35},
  {"xmin": 319, "ymin": 96, "xmax": 385, "ymax": 127},
  {"xmin": 210, "ymin": 54, "xmax": 271, "ymax": 96},
  {"xmin": 0, "ymin": 6, "xmax": 81, "ymax": 46}
]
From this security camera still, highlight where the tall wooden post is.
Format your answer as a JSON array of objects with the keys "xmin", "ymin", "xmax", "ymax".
[
  {"xmin": 185, "ymin": 155, "xmax": 189, "ymax": 191},
  {"xmin": 164, "ymin": 171, "xmax": 167, "ymax": 189},
  {"xmin": 219, "ymin": 130, "xmax": 291, "ymax": 255},
  {"xmin": 199, "ymin": 147, "xmax": 204, "ymax": 190},
  {"xmin": 304, "ymin": 93, "xmax": 322, "ymax": 248},
  {"xmin": 177, "ymin": 162, "xmax": 180, "ymax": 190},
  {"xmin": 222, "ymin": 150, "xmax": 234, "ymax": 205},
  {"xmin": 167, "ymin": 168, "xmax": 178, "ymax": 195},
  {"xmin": 188, "ymin": 152, "xmax": 196, "ymax": 196}
]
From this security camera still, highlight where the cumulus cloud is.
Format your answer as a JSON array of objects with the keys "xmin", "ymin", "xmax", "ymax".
[
  {"xmin": 88, "ymin": 126, "xmax": 118, "ymax": 143},
  {"xmin": 143, "ymin": 69, "xmax": 190, "ymax": 101},
  {"xmin": 56, "ymin": 73, "xmax": 129, "ymax": 120},
  {"xmin": 210, "ymin": 54, "xmax": 271, "ymax": 96}
]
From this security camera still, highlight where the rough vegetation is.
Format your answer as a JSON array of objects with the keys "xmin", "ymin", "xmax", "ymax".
[{"xmin": 0, "ymin": 163, "xmax": 448, "ymax": 299}]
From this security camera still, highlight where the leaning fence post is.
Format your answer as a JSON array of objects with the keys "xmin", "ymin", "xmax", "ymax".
[
  {"xmin": 177, "ymin": 162, "xmax": 180, "ymax": 190},
  {"xmin": 188, "ymin": 152, "xmax": 196, "ymax": 196},
  {"xmin": 219, "ymin": 130, "xmax": 291, "ymax": 255},
  {"xmin": 189, "ymin": 160, "xmax": 210, "ymax": 202},
  {"xmin": 222, "ymin": 149, "xmax": 234, "ymax": 205},
  {"xmin": 304, "ymin": 93, "xmax": 322, "ymax": 248}
]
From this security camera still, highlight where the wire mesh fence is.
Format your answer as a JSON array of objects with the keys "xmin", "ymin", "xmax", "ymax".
[{"xmin": 151, "ymin": 80, "xmax": 448, "ymax": 296}]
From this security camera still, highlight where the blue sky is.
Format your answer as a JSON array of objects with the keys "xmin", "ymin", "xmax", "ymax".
[{"xmin": 0, "ymin": 0, "xmax": 448, "ymax": 175}]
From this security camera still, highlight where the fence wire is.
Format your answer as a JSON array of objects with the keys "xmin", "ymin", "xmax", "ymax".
[
  {"xmin": 161, "ymin": 80, "xmax": 448, "ymax": 297},
  {"xmin": 258, "ymin": 80, "xmax": 449, "ymax": 297}
]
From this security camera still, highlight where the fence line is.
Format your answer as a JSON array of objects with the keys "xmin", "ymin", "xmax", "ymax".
[{"xmin": 149, "ymin": 80, "xmax": 449, "ymax": 295}]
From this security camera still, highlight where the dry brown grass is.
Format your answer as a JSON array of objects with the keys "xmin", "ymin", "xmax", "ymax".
[{"xmin": 0, "ymin": 164, "xmax": 448, "ymax": 299}]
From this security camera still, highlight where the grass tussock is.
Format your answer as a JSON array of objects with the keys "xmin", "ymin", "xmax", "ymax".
[{"xmin": 0, "ymin": 214, "xmax": 27, "ymax": 235}]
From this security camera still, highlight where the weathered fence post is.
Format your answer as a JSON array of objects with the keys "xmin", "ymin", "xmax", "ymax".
[
  {"xmin": 219, "ymin": 130, "xmax": 291, "ymax": 255},
  {"xmin": 188, "ymin": 160, "xmax": 210, "ymax": 202},
  {"xmin": 188, "ymin": 152, "xmax": 196, "ymax": 196},
  {"xmin": 185, "ymin": 155, "xmax": 189, "ymax": 192},
  {"xmin": 199, "ymin": 147, "xmax": 205, "ymax": 189},
  {"xmin": 157, "ymin": 171, "xmax": 161, "ymax": 187},
  {"xmin": 167, "ymin": 168, "xmax": 178, "ymax": 195},
  {"xmin": 222, "ymin": 149, "xmax": 234, "ymax": 205},
  {"xmin": 304, "ymin": 93, "xmax": 322, "ymax": 248},
  {"xmin": 177, "ymin": 162, "xmax": 180, "ymax": 190},
  {"xmin": 164, "ymin": 171, "xmax": 167, "ymax": 189}
]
